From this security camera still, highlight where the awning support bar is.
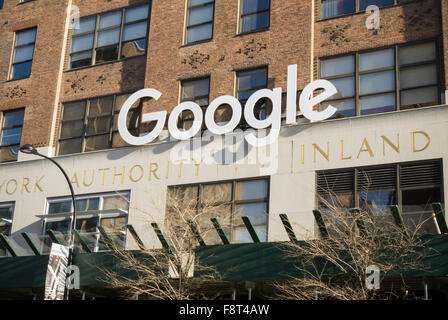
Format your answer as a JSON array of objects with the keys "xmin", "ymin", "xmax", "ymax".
[
  {"xmin": 151, "ymin": 223, "xmax": 172, "ymax": 254},
  {"xmin": 279, "ymin": 213, "xmax": 298, "ymax": 243},
  {"xmin": 127, "ymin": 224, "xmax": 146, "ymax": 250},
  {"xmin": 390, "ymin": 205, "xmax": 409, "ymax": 238},
  {"xmin": 0, "ymin": 234, "xmax": 18, "ymax": 257},
  {"xmin": 187, "ymin": 220, "xmax": 206, "ymax": 246},
  {"xmin": 241, "ymin": 216, "xmax": 260, "ymax": 243},
  {"xmin": 432, "ymin": 203, "xmax": 448, "ymax": 234},
  {"xmin": 73, "ymin": 229, "xmax": 92, "ymax": 253},
  {"xmin": 21, "ymin": 233, "xmax": 41, "ymax": 256},
  {"xmin": 313, "ymin": 210, "xmax": 329, "ymax": 238},
  {"xmin": 211, "ymin": 218, "xmax": 230, "ymax": 245}
]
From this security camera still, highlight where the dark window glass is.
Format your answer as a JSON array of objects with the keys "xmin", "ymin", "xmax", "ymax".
[
  {"xmin": 69, "ymin": 4, "xmax": 149, "ymax": 68},
  {"xmin": 240, "ymin": 0, "xmax": 270, "ymax": 33},
  {"xmin": 237, "ymin": 68, "xmax": 268, "ymax": 125},
  {"xmin": 0, "ymin": 109, "xmax": 25, "ymax": 163},
  {"xmin": 58, "ymin": 95, "xmax": 141, "ymax": 155},
  {"xmin": 0, "ymin": 0, "xmax": 3, "ymax": 9},
  {"xmin": 11, "ymin": 28, "xmax": 36, "ymax": 79},
  {"xmin": 322, "ymin": 0, "xmax": 399, "ymax": 19},
  {"xmin": 359, "ymin": 0, "xmax": 394, "ymax": 10},
  {"xmin": 320, "ymin": 41, "xmax": 438, "ymax": 118},
  {"xmin": 186, "ymin": 0, "xmax": 214, "ymax": 44},
  {"xmin": 168, "ymin": 179, "xmax": 268, "ymax": 245}
]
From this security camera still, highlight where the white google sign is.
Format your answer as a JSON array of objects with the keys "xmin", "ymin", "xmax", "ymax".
[{"xmin": 118, "ymin": 65, "xmax": 338, "ymax": 147}]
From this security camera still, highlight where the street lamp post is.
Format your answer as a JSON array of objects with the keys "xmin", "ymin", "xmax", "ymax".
[{"xmin": 20, "ymin": 144, "xmax": 77, "ymax": 300}]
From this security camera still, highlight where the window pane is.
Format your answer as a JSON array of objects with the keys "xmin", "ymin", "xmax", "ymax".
[
  {"xmin": 238, "ymin": 68, "xmax": 267, "ymax": 91},
  {"xmin": 328, "ymin": 77, "xmax": 355, "ymax": 98},
  {"xmin": 73, "ymin": 16, "xmax": 96, "ymax": 35},
  {"xmin": 101, "ymin": 217, "xmax": 127, "ymax": 231},
  {"xmin": 235, "ymin": 180, "xmax": 268, "ymax": 200},
  {"xmin": 13, "ymin": 45, "xmax": 34, "ymax": 63},
  {"xmin": 76, "ymin": 218, "xmax": 98, "ymax": 233},
  {"xmin": 62, "ymin": 101, "xmax": 86, "ymax": 121},
  {"xmin": 99, "ymin": 11, "xmax": 122, "ymax": 29},
  {"xmin": 58, "ymin": 138, "xmax": 83, "ymax": 155},
  {"xmin": 1, "ymin": 127, "xmax": 22, "ymax": 145},
  {"xmin": 3, "ymin": 109, "xmax": 25, "ymax": 128},
  {"xmin": 89, "ymin": 97, "xmax": 114, "ymax": 116},
  {"xmin": 201, "ymin": 183, "xmax": 232, "ymax": 203},
  {"xmin": 97, "ymin": 28, "xmax": 120, "ymax": 47},
  {"xmin": 359, "ymin": 0, "xmax": 393, "ymax": 10},
  {"xmin": 360, "ymin": 93, "xmax": 396, "ymax": 115},
  {"xmin": 235, "ymin": 203, "xmax": 267, "ymax": 225},
  {"xmin": 121, "ymin": 39, "xmax": 147, "ymax": 58},
  {"xmin": 182, "ymin": 78, "xmax": 210, "ymax": 103},
  {"xmin": 188, "ymin": 4, "xmax": 213, "ymax": 25},
  {"xmin": 168, "ymin": 186, "xmax": 198, "ymax": 208},
  {"xmin": 400, "ymin": 64, "xmax": 437, "ymax": 89},
  {"xmin": 76, "ymin": 198, "xmax": 100, "ymax": 211},
  {"xmin": 401, "ymin": 86, "xmax": 438, "ymax": 109},
  {"xmin": 241, "ymin": 11, "xmax": 269, "ymax": 32},
  {"xmin": 16, "ymin": 28, "xmax": 36, "ymax": 46},
  {"xmin": 103, "ymin": 195, "xmax": 130, "ymax": 211},
  {"xmin": 0, "ymin": 206, "xmax": 13, "ymax": 220},
  {"xmin": 321, "ymin": 0, "xmax": 355, "ymax": 19},
  {"xmin": 113, "ymin": 109, "xmax": 139, "ymax": 131},
  {"xmin": 45, "ymin": 221, "xmax": 70, "ymax": 233},
  {"xmin": 125, "ymin": 4, "xmax": 149, "ymax": 23},
  {"xmin": 60, "ymin": 120, "xmax": 84, "ymax": 139},
  {"xmin": 360, "ymin": 70, "xmax": 395, "ymax": 95},
  {"xmin": 187, "ymin": 23, "xmax": 213, "ymax": 43},
  {"xmin": 359, "ymin": 190, "xmax": 396, "ymax": 212},
  {"xmin": 321, "ymin": 99, "xmax": 356, "ymax": 119},
  {"xmin": 122, "ymin": 21, "xmax": 148, "ymax": 41},
  {"xmin": 71, "ymin": 34, "xmax": 94, "ymax": 52},
  {"xmin": 233, "ymin": 225, "xmax": 266, "ymax": 242},
  {"xmin": 86, "ymin": 116, "xmax": 110, "ymax": 135},
  {"xmin": 0, "ymin": 146, "xmax": 19, "ymax": 162},
  {"xmin": 399, "ymin": 42, "xmax": 436, "ymax": 65},
  {"xmin": 359, "ymin": 49, "xmax": 394, "ymax": 72},
  {"xmin": 402, "ymin": 188, "xmax": 440, "ymax": 214},
  {"xmin": 242, "ymin": 0, "xmax": 270, "ymax": 14},
  {"xmin": 95, "ymin": 45, "xmax": 119, "ymax": 63},
  {"xmin": 84, "ymin": 135, "xmax": 110, "ymax": 152},
  {"xmin": 12, "ymin": 61, "xmax": 32, "ymax": 79},
  {"xmin": 190, "ymin": 0, "xmax": 214, "ymax": 5},
  {"xmin": 48, "ymin": 201, "xmax": 72, "ymax": 214},
  {"xmin": 321, "ymin": 55, "xmax": 354, "ymax": 77},
  {"xmin": 71, "ymin": 51, "xmax": 92, "ymax": 68}
]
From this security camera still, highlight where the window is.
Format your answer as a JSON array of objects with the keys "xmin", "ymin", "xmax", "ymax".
[
  {"xmin": 317, "ymin": 160, "xmax": 443, "ymax": 235},
  {"xmin": 178, "ymin": 77, "xmax": 210, "ymax": 130},
  {"xmin": 10, "ymin": 28, "xmax": 36, "ymax": 79},
  {"xmin": 69, "ymin": 4, "xmax": 149, "ymax": 69},
  {"xmin": 320, "ymin": 41, "xmax": 438, "ymax": 118},
  {"xmin": 167, "ymin": 179, "xmax": 269, "ymax": 245},
  {"xmin": 185, "ymin": 0, "xmax": 214, "ymax": 44},
  {"xmin": 321, "ymin": 0, "xmax": 412, "ymax": 19},
  {"xmin": 43, "ymin": 192, "xmax": 130, "ymax": 252},
  {"xmin": 57, "ymin": 93, "xmax": 141, "ymax": 155},
  {"xmin": 240, "ymin": 0, "xmax": 270, "ymax": 33},
  {"xmin": 236, "ymin": 67, "xmax": 268, "ymax": 126},
  {"xmin": 0, "ymin": 109, "xmax": 25, "ymax": 163},
  {"xmin": 0, "ymin": 203, "xmax": 15, "ymax": 257},
  {"xmin": 0, "ymin": 0, "xmax": 3, "ymax": 9}
]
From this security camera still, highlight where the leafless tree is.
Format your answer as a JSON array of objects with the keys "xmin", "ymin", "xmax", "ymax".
[
  {"xmin": 100, "ymin": 188, "xmax": 231, "ymax": 300},
  {"xmin": 274, "ymin": 186, "xmax": 435, "ymax": 300}
]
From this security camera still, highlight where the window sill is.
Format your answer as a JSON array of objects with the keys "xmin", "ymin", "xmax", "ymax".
[
  {"xmin": 5, "ymin": 76, "xmax": 31, "ymax": 83},
  {"xmin": 65, "ymin": 54, "xmax": 146, "ymax": 73},
  {"xmin": 180, "ymin": 38, "xmax": 214, "ymax": 48},
  {"xmin": 235, "ymin": 28, "xmax": 270, "ymax": 37}
]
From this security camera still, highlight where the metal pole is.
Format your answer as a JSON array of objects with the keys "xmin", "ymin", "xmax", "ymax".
[
  {"xmin": 27, "ymin": 152, "xmax": 77, "ymax": 300},
  {"xmin": 424, "ymin": 282, "xmax": 429, "ymax": 300}
]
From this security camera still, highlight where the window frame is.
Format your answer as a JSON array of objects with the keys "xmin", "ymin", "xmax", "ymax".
[
  {"xmin": 0, "ymin": 108, "xmax": 25, "ymax": 163},
  {"xmin": 178, "ymin": 76, "xmax": 211, "ymax": 130},
  {"xmin": 43, "ymin": 191, "xmax": 130, "ymax": 252},
  {"xmin": 319, "ymin": 40, "xmax": 440, "ymax": 118},
  {"xmin": 316, "ymin": 159, "xmax": 444, "ymax": 224},
  {"xmin": 184, "ymin": 0, "xmax": 215, "ymax": 45},
  {"xmin": 319, "ymin": 0, "xmax": 417, "ymax": 20},
  {"xmin": 239, "ymin": 0, "xmax": 271, "ymax": 34},
  {"xmin": 68, "ymin": 4, "xmax": 150, "ymax": 70},
  {"xmin": 9, "ymin": 27, "xmax": 37, "ymax": 80},
  {"xmin": 167, "ymin": 177, "xmax": 270, "ymax": 243},
  {"xmin": 57, "ymin": 93, "xmax": 142, "ymax": 156}
]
